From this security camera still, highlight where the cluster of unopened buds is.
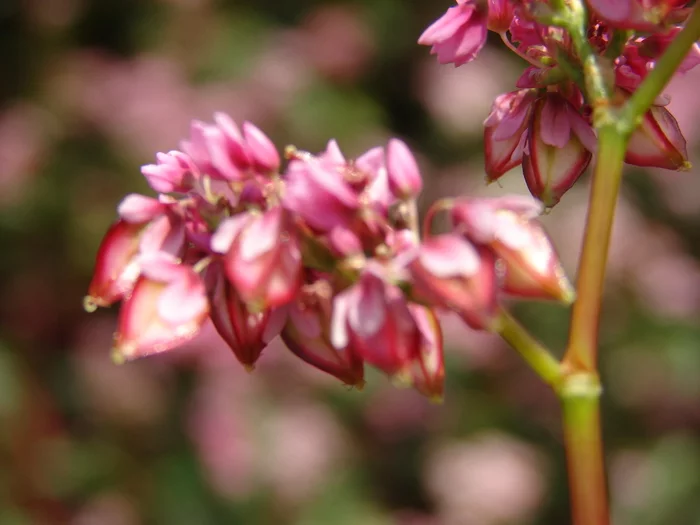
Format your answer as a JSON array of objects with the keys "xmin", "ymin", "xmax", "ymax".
[{"xmin": 85, "ymin": 0, "xmax": 698, "ymax": 400}]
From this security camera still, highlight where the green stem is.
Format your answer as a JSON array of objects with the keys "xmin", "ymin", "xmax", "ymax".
[
  {"xmin": 560, "ymin": 374, "xmax": 608, "ymax": 525},
  {"xmin": 559, "ymin": 0, "xmax": 613, "ymax": 125},
  {"xmin": 495, "ymin": 309, "xmax": 562, "ymax": 389},
  {"xmin": 620, "ymin": 6, "xmax": 700, "ymax": 133},
  {"xmin": 564, "ymin": 127, "xmax": 627, "ymax": 372}
]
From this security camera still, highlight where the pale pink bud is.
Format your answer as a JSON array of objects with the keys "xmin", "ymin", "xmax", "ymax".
[
  {"xmin": 386, "ymin": 139, "xmax": 423, "ymax": 199},
  {"xmin": 330, "ymin": 265, "xmax": 420, "ymax": 377},
  {"xmin": 283, "ymin": 155, "xmax": 359, "ymax": 232},
  {"xmin": 523, "ymin": 94, "xmax": 595, "ymax": 207},
  {"xmin": 141, "ymin": 151, "xmax": 197, "ymax": 194},
  {"xmin": 625, "ymin": 104, "xmax": 690, "ymax": 170},
  {"xmin": 418, "ymin": 0, "xmax": 488, "ymax": 67},
  {"xmin": 242, "ymin": 121, "xmax": 280, "ymax": 173},
  {"xmin": 204, "ymin": 262, "xmax": 285, "ymax": 368},
  {"xmin": 282, "ymin": 282, "xmax": 365, "ymax": 387},
  {"xmin": 407, "ymin": 234, "xmax": 499, "ymax": 330},
  {"xmin": 484, "ymin": 90, "xmax": 536, "ymax": 182},
  {"xmin": 113, "ymin": 258, "xmax": 209, "ymax": 362},
  {"xmin": 221, "ymin": 207, "xmax": 303, "ymax": 310},
  {"xmin": 451, "ymin": 196, "xmax": 574, "ymax": 303},
  {"xmin": 117, "ymin": 194, "xmax": 166, "ymax": 224}
]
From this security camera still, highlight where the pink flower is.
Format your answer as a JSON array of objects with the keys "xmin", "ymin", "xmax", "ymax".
[
  {"xmin": 451, "ymin": 196, "xmax": 575, "ymax": 303},
  {"xmin": 85, "ymin": 196, "xmax": 185, "ymax": 309},
  {"xmin": 330, "ymin": 264, "xmax": 420, "ymax": 377},
  {"xmin": 407, "ymin": 234, "xmax": 499, "ymax": 330},
  {"xmin": 283, "ymin": 142, "xmax": 360, "ymax": 233},
  {"xmin": 212, "ymin": 207, "xmax": 303, "ymax": 311},
  {"xmin": 113, "ymin": 256, "xmax": 209, "ymax": 362},
  {"xmin": 204, "ymin": 262, "xmax": 286, "ymax": 368},
  {"xmin": 281, "ymin": 279, "xmax": 365, "ymax": 387},
  {"xmin": 418, "ymin": 0, "xmax": 489, "ymax": 67},
  {"xmin": 523, "ymin": 93, "xmax": 596, "ymax": 207},
  {"xmin": 625, "ymin": 103, "xmax": 690, "ymax": 170},
  {"xmin": 483, "ymin": 89, "xmax": 537, "ymax": 182},
  {"xmin": 486, "ymin": 0, "xmax": 515, "ymax": 34},
  {"xmin": 141, "ymin": 150, "xmax": 197, "ymax": 194},
  {"xmin": 386, "ymin": 138, "xmax": 423, "ymax": 199}
]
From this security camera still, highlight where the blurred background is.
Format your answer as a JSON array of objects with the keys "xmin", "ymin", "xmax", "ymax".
[{"xmin": 2, "ymin": 0, "xmax": 700, "ymax": 523}]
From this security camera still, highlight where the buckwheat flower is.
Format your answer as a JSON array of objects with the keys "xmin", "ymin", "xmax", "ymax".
[
  {"xmin": 204, "ymin": 262, "xmax": 286, "ymax": 369},
  {"xmin": 386, "ymin": 138, "xmax": 423, "ymax": 199},
  {"xmin": 331, "ymin": 263, "xmax": 420, "ymax": 377},
  {"xmin": 141, "ymin": 150, "xmax": 197, "ymax": 194},
  {"xmin": 85, "ymin": 195, "xmax": 185, "ymax": 309},
  {"xmin": 418, "ymin": 0, "xmax": 489, "ymax": 67},
  {"xmin": 484, "ymin": 89, "xmax": 537, "ymax": 182},
  {"xmin": 522, "ymin": 93, "xmax": 596, "ymax": 207},
  {"xmin": 241, "ymin": 121, "xmax": 281, "ymax": 173},
  {"xmin": 212, "ymin": 206, "xmax": 302, "ymax": 311},
  {"xmin": 407, "ymin": 234, "xmax": 499, "ymax": 330},
  {"xmin": 283, "ymin": 143, "xmax": 360, "ymax": 233},
  {"xmin": 625, "ymin": 103, "xmax": 690, "ymax": 170},
  {"xmin": 282, "ymin": 279, "xmax": 365, "ymax": 387},
  {"xmin": 451, "ymin": 196, "xmax": 575, "ymax": 303},
  {"xmin": 113, "ymin": 255, "xmax": 209, "ymax": 362}
]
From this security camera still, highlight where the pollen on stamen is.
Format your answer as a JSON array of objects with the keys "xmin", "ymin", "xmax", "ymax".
[{"xmin": 83, "ymin": 296, "xmax": 98, "ymax": 313}]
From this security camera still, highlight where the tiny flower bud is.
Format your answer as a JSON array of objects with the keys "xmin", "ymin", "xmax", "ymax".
[
  {"xmin": 282, "ymin": 281, "xmax": 365, "ymax": 387},
  {"xmin": 523, "ymin": 94, "xmax": 595, "ymax": 207},
  {"xmin": 625, "ymin": 104, "xmax": 690, "ymax": 171},
  {"xmin": 205, "ymin": 262, "xmax": 284, "ymax": 368},
  {"xmin": 386, "ymin": 139, "xmax": 423, "ymax": 199},
  {"xmin": 242, "ymin": 121, "xmax": 280, "ymax": 173},
  {"xmin": 484, "ymin": 90, "xmax": 536, "ymax": 182},
  {"xmin": 331, "ymin": 264, "xmax": 420, "ymax": 376},
  {"xmin": 407, "ymin": 234, "xmax": 499, "ymax": 330},
  {"xmin": 451, "ymin": 196, "xmax": 574, "ymax": 303},
  {"xmin": 141, "ymin": 151, "xmax": 197, "ymax": 194}
]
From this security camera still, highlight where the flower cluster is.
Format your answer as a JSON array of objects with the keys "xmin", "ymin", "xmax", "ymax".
[
  {"xmin": 420, "ymin": 0, "xmax": 697, "ymax": 206},
  {"xmin": 85, "ymin": 114, "xmax": 573, "ymax": 401}
]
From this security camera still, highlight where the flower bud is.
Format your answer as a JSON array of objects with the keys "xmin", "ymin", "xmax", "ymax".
[
  {"xmin": 113, "ymin": 257, "xmax": 209, "ymax": 362},
  {"xmin": 282, "ymin": 280, "xmax": 365, "ymax": 387},
  {"xmin": 407, "ymin": 305, "xmax": 445, "ymax": 401},
  {"xmin": 407, "ymin": 234, "xmax": 498, "ymax": 330},
  {"xmin": 330, "ymin": 264, "xmax": 420, "ymax": 377},
  {"xmin": 213, "ymin": 207, "xmax": 302, "ymax": 311},
  {"xmin": 386, "ymin": 138, "xmax": 423, "ymax": 199},
  {"xmin": 625, "ymin": 104, "xmax": 690, "ymax": 171},
  {"xmin": 522, "ymin": 94, "xmax": 595, "ymax": 207},
  {"xmin": 141, "ymin": 151, "xmax": 197, "ymax": 194},
  {"xmin": 451, "ymin": 196, "xmax": 574, "ymax": 303},
  {"xmin": 484, "ymin": 90, "xmax": 536, "ymax": 182},
  {"xmin": 242, "ymin": 121, "xmax": 280, "ymax": 173},
  {"xmin": 85, "ymin": 201, "xmax": 185, "ymax": 310},
  {"xmin": 205, "ymin": 262, "xmax": 285, "ymax": 369}
]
